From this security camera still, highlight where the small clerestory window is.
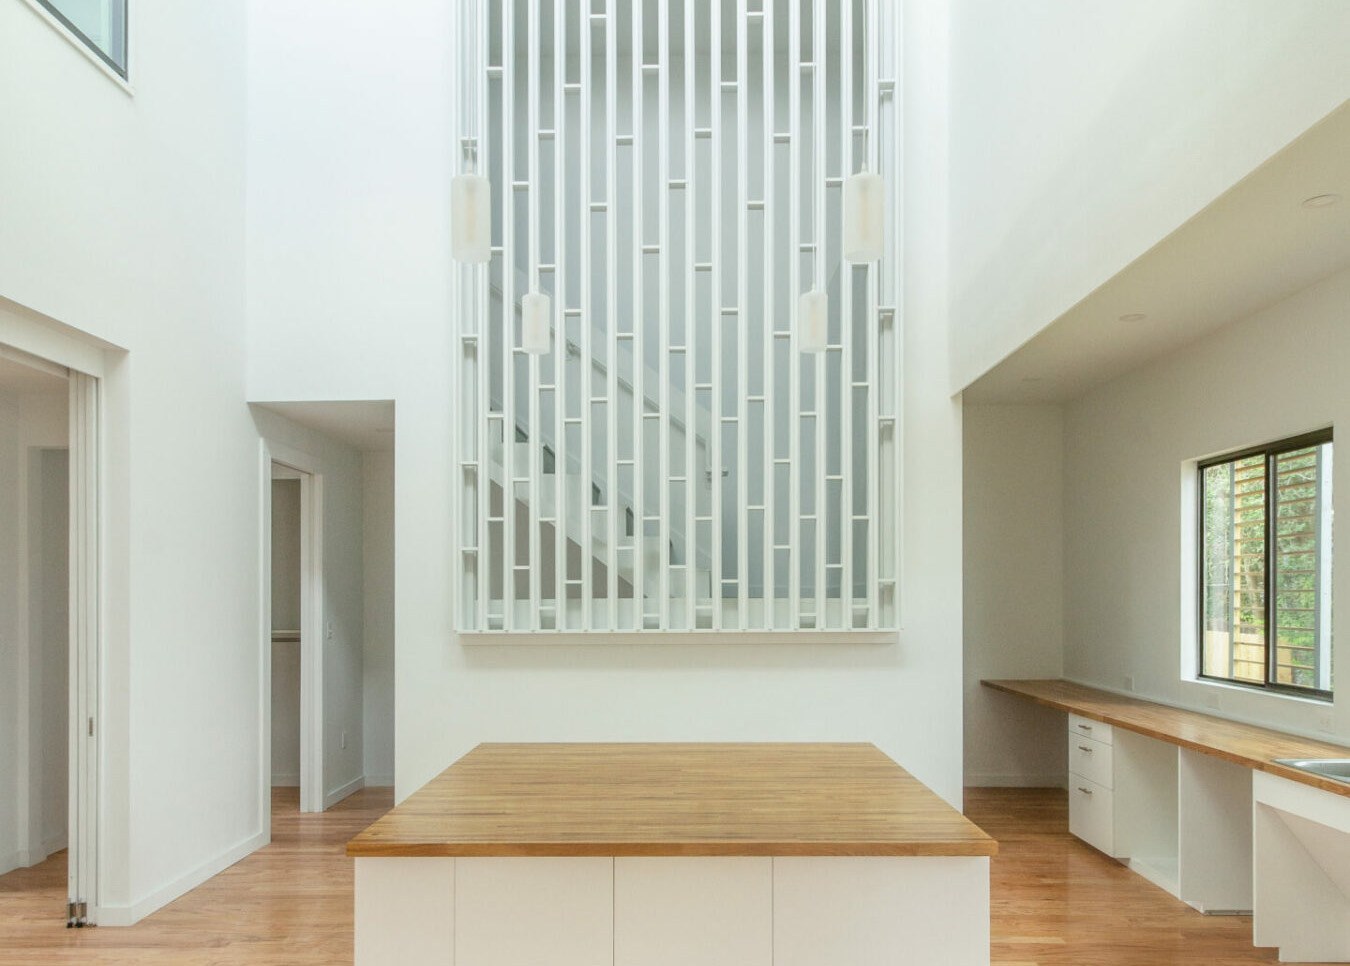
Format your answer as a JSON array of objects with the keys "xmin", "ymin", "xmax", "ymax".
[{"xmin": 34, "ymin": 0, "xmax": 127, "ymax": 78}]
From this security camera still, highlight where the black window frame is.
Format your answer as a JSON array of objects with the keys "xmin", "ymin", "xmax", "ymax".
[
  {"xmin": 1196, "ymin": 428, "xmax": 1334, "ymax": 701},
  {"xmin": 33, "ymin": 0, "xmax": 128, "ymax": 79}
]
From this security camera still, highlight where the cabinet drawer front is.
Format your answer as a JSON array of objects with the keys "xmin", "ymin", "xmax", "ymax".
[
  {"xmin": 1068, "ymin": 734, "xmax": 1113, "ymax": 788},
  {"xmin": 1068, "ymin": 776, "xmax": 1114, "ymax": 856},
  {"xmin": 1068, "ymin": 713, "xmax": 1112, "ymax": 745}
]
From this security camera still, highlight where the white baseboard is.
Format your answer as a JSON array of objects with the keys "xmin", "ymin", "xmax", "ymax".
[
  {"xmin": 964, "ymin": 772, "xmax": 1066, "ymax": 788},
  {"xmin": 0, "ymin": 850, "xmax": 20, "ymax": 878},
  {"xmin": 16, "ymin": 834, "xmax": 67, "ymax": 867},
  {"xmin": 325, "ymin": 775, "xmax": 365, "ymax": 809},
  {"xmin": 364, "ymin": 773, "xmax": 394, "ymax": 788},
  {"xmin": 8, "ymin": 833, "xmax": 68, "ymax": 871},
  {"xmin": 97, "ymin": 829, "xmax": 269, "ymax": 927}
]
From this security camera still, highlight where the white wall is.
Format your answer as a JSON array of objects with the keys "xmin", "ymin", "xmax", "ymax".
[
  {"xmin": 0, "ymin": 393, "xmax": 19, "ymax": 875},
  {"xmin": 963, "ymin": 405, "xmax": 1066, "ymax": 787},
  {"xmin": 363, "ymin": 450, "xmax": 395, "ymax": 787},
  {"xmin": 0, "ymin": 0, "xmax": 256, "ymax": 920},
  {"xmin": 0, "ymin": 387, "xmax": 68, "ymax": 876},
  {"xmin": 948, "ymin": 0, "xmax": 1350, "ymax": 391},
  {"xmin": 252, "ymin": 408, "xmax": 368, "ymax": 804},
  {"xmin": 1064, "ymin": 267, "xmax": 1350, "ymax": 744},
  {"xmin": 247, "ymin": 0, "xmax": 968, "ymax": 805},
  {"xmin": 270, "ymin": 478, "xmax": 301, "ymax": 786},
  {"xmin": 31, "ymin": 448, "xmax": 69, "ymax": 861}
]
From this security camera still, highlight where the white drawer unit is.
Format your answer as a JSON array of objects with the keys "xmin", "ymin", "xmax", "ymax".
[
  {"xmin": 1068, "ymin": 713, "xmax": 1112, "ymax": 745},
  {"xmin": 1069, "ymin": 775, "xmax": 1115, "ymax": 856},
  {"xmin": 1069, "ymin": 734, "xmax": 1114, "ymax": 788},
  {"xmin": 1067, "ymin": 717, "xmax": 1115, "ymax": 857}
]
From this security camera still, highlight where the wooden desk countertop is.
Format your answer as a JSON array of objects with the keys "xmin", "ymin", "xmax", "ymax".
[
  {"xmin": 983, "ymin": 678, "xmax": 1350, "ymax": 797},
  {"xmin": 347, "ymin": 742, "xmax": 997, "ymax": 858}
]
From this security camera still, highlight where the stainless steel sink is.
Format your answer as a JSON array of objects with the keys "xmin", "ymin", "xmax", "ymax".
[{"xmin": 1273, "ymin": 758, "xmax": 1350, "ymax": 784}]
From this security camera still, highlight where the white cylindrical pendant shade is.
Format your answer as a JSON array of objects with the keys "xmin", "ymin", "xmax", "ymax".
[
  {"xmin": 451, "ymin": 172, "xmax": 492, "ymax": 263},
  {"xmin": 522, "ymin": 292, "xmax": 551, "ymax": 354},
  {"xmin": 842, "ymin": 169, "xmax": 884, "ymax": 263},
  {"xmin": 798, "ymin": 288, "xmax": 828, "ymax": 353}
]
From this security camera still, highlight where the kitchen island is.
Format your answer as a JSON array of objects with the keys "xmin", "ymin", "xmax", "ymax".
[{"xmin": 348, "ymin": 742, "xmax": 996, "ymax": 966}]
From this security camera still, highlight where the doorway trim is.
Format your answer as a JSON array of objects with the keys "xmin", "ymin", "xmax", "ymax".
[
  {"xmin": 67, "ymin": 371, "xmax": 99, "ymax": 926},
  {"xmin": 260, "ymin": 441, "xmax": 325, "ymax": 823},
  {"xmin": 0, "ymin": 309, "xmax": 105, "ymax": 927}
]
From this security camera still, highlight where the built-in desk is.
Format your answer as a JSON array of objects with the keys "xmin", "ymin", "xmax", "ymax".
[
  {"xmin": 985, "ymin": 679, "xmax": 1350, "ymax": 962},
  {"xmin": 348, "ymin": 743, "xmax": 996, "ymax": 966}
]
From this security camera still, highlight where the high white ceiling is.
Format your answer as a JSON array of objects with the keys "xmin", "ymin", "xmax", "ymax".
[
  {"xmin": 253, "ymin": 400, "xmax": 395, "ymax": 452},
  {"xmin": 964, "ymin": 100, "xmax": 1350, "ymax": 404}
]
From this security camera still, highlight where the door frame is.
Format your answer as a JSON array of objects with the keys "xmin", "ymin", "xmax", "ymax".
[
  {"xmin": 259, "ymin": 441, "xmax": 325, "ymax": 823},
  {"xmin": 0, "ymin": 325, "xmax": 103, "ymax": 927},
  {"xmin": 67, "ymin": 371, "xmax": 100, "ymax": 925}
]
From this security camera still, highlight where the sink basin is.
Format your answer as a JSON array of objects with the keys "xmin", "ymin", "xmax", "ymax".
[{"xmin": 1273, "ymin": 758, "xmax": 1350, "ymax": 784}]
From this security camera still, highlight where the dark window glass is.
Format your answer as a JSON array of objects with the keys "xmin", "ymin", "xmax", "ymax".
[{"xmin": 1200, "ymin": 432, "xmax": 1333, "ymax": 697}]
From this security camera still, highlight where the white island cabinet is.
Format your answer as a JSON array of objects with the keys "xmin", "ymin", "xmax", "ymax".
[{"xmin": 349, "ymin": 743, "xmax": 997, "ymax": 966}]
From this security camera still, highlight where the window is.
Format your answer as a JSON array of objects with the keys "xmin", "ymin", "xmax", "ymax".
[
  {"xmin": 453, "ymin": 0, "xmax": 900, "ymax": 634},
  {"xmin": 1199, "ymin": 430, "xmax": 1333, "ymax": 697},
  {"xmin": 34, "ymin": 0, "xmax": 127, "ymax": 77}
]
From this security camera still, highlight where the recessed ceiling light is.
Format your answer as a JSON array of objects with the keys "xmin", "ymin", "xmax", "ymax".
[
  {"xmin": 1118, "ymin": 312, "xmax": 1147, "ymax": 323},
  {"xmin": 1302, "ymin": 193, "xmax": 1341, "ymax": 209}
]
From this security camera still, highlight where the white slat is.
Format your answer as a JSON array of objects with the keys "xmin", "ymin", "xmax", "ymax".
[
  {"xmin": 631, "ymin": 0, "xmax": 647, "ymax": 629},
  {"xmin": 605, "ymin": 0, "xmax": 619, "ymax": 627},
  {"xmin": 761, "ymin": 0, "xmax": 776, "ymax": 628},
  {"xmin": 840, "ymin": 0, "xmax": 853, "ymax": 627},
  {"xmin": 554, "ymin": 0, "xmax": 567, "ymax": 627},
  {"xmin": 684, "ymin": 0, "xmax": 698, "ymax": 629},
  {"xmin": 736, "ymin": 0, "xmax": 749, "ymax": 629},
  {"xmin": 813, "ymin": 0, "xmax": 828, "ymax": 627},
  {"xmin": 658, "ymin": 0, "xmax": 672, "ymax": 628},
  {"xmin": 709, "ymin": 0, "xmax": 724, "ymax": 630},
  {"xmin": 501, "ymin": 0, "xmax": 517, "ymax": 630},
  {"xmin": 866, "ymin": 0, "xmax": 881, "ymax": 629},
  {"xmin": 477, "ymin": 0, "xmax": 492, "ymax": 630},
  {"xmin": 527, "ymin": 0, "xmax": 542, "ymax": 629},
  {"xmin": 788, "ymin": 0, "xmax": 801, "ymax": 630},
  {"xmin": 580, "ymin": 0, "xmax": 594, "ymax": 627}
]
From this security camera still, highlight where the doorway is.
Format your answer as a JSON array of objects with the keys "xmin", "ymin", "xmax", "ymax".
[
  {"xmin": 264, "ymin": 455, "xmax": 324, "ymax": 818},
  {"xmin": 270, "ymin": 465, "xmax": 304, "ymax": 814},
  {"xmin": 253, "ymin": 400, "xmax": 395, "ymax": 827},
  {"xmin": 0, "ymin": 345, "xmax": 97, "ymax": 926}
]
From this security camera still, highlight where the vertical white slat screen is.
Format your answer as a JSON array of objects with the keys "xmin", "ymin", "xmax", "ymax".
[{"xmin": 456, "ymin": 0, "xmax": 900, "ymax": 635}]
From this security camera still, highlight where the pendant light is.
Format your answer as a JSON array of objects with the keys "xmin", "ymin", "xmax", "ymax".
[
  {"xmin": 842, "ymin": 164, "xmax": 883, "ymax": 263},
  {"xmin": 521, "ymin": 292, "xmax": 551, "ymax": 355},
  {"xmin": 798, "ymin": 288, "xmax": 828, "ymax": 353},
  {"xmin": 452, "ymin": 140, "xmax": 491, "ymax": 264}
]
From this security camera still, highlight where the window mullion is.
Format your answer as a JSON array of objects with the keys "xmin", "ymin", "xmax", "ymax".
[{"xmin": 1265, "ymin": 448, "xmax": 1277, "ymax": 688}]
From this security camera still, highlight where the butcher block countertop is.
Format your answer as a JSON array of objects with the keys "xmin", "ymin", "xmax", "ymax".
[
  {"xmin": 347, "ymin": 742, "xmax": 997, "ymax": 858},
  {"xmin": 984, "ymin": 678, "xmax": 1350, "ymax": 798}
]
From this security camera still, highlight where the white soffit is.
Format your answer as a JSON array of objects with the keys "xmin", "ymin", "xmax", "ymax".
[
  {"xmin": 964, "ymin": 100, "xmax": 1350, "ymax": 404},
  {"xmin": 253, "ymin": 400, "xmax": 395, "ymax": 452}
]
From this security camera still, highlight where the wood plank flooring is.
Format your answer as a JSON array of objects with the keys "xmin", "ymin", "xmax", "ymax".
[
  {"xmin": 0, "ymin": 786, "xmax": 1322, "ymax": 965},
  {"xmin": 0, "ymin": 788, "xmax": 393, "ymax": 966},
  {"xmin": 966, "ymin": 788, "xmax": 1301, "ymax": 965}
]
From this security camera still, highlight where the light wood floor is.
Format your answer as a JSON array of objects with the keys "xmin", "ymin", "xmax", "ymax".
[
  {"xmin": 0, "ymin": 786, "xmax": 1322, "ymax": 965},
  {"xmin": 0, "ymin": 787, "xmax": 393, "ymax": 965}
]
